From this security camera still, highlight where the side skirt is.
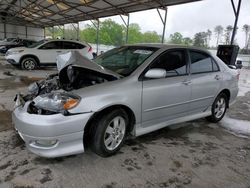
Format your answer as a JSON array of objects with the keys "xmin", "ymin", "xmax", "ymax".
[{"xmin": 135, "ymin": 111, "xmax": 211, "ymax": 137}]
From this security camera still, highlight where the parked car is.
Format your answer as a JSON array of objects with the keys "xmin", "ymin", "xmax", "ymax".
[
  {"xmin": 13, "ymin": 44, "xmax": 239, "ymax": 158},
  {"xmin": 0, "ymin": 37, "xmax": 17, "ymax": 45},
  {"xmin": 5, "ymin": 39, "xmax": 93, "ymax": 70},
  {"xmin": 0, "ymin": 39, "xmax": 36, "ymax": 54}
]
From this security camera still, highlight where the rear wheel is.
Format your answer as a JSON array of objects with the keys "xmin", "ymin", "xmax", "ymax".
[
  {"xmin": 21, "ymin": 57, "xmax": 37, "ymax": 70},
  {"xmin": 90, "ymin": 109, "xmax": 128, "ymax": 157},
  {"xmin": 206, "ymin": 93, "xmax": 228, "ymax": 123}
]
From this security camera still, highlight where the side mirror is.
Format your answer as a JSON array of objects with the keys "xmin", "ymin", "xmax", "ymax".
[
  {"xmin": 144, "ymin": 68, "xmax": 166, "ymax": 79},
  {"xmin": 228, "ymin": 65, "xmax": 237, "ymax": 69}
]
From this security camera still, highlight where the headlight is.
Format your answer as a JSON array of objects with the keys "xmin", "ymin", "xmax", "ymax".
[
  {"xmin": 33, "ymin": 92, "xmax": 80, "ymax": 112},
  {"xmin": 28, "ymin": 82, "xmax": 39, "ymax": 95},
  {"xmin": 8, "ymin": 50, "xmax": 24, "ymax": 55}
]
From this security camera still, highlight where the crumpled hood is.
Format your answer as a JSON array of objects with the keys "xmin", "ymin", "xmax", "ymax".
[{"xmin": 56, "ymin": 51, "xmax": 121, "ymax": 79}]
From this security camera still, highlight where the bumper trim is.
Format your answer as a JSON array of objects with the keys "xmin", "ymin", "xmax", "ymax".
[{"xmin": 18, "ymin": 131, "xmax": 84, "ymax": 158}]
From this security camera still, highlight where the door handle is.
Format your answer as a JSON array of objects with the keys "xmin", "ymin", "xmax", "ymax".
[
  {"xmin": 56, "ymin": 51, "xmax": 62, "ymax": 53},
  {"xmin": 182, "ymin": 80, "xmax": 191, "ymax": 85},
  {"xmin": 214, "ymin": 75, "xmax": 221, "ymax": 80}
]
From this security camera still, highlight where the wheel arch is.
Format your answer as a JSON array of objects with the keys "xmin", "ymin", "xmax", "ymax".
[
  {"xmin": 218, "ymin": 89, "xmax": 231, "ymax": 108},
  {"xmin": 20, "ymin": 54, "xmax": 40, "ymax": 65},
  {"xmin": 83, "ymin": 104, "xmax": 136, "ymax": 148}
]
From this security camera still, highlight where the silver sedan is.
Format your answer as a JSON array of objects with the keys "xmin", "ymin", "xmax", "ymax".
[{"xmin": 12, "ymin": 44, "xmax": 239, "ymax": 157}]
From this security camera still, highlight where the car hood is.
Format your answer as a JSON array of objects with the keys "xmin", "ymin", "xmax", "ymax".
[
  {"xmin": 56, "ymin": 51, "xmax": 121, "ymax": 79},
  {"xmin": 7, "ymin": 46, "xmax": 27, "ymax": 51},
  {"xmin": 0, "ymin": 41, "xmax": 15, "ymax": 46}
]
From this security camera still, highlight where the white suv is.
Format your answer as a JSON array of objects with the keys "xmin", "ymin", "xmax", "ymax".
[{"xmin": 5, "ymin": 39, "xmax": 93, "ymax": 70}]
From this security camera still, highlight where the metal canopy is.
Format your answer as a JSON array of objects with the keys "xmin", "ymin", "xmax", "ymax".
[{"xmin": 0, "ymin": 0, "xmax": 201, "ymax": 28}]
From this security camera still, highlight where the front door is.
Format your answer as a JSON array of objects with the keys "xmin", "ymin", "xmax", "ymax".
[{"xmin": 141, "ymin": 49, "xmax": 191, "ymax": 127}]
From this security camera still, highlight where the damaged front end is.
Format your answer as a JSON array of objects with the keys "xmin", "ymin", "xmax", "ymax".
[{"xmin": 14, "ymin": 51, "xmax": 120, "ymax": 115}]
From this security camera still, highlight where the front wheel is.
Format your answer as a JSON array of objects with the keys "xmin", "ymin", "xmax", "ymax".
[
  {"xmin": 206, "ymin": 93, "xmax": 228, "ymax": 123},
  {"xmin": 21, "ymin": 57, "xmax": 37, "ymax": 70},
  {"xmin": 90, "ymin": 109, "xmax": 128, "ymax": 157}
]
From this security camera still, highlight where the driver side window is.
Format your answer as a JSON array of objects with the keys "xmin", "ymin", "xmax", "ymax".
[{"xmin": 150, "ymin": 50, "xmax": 187, "ymax": 77}]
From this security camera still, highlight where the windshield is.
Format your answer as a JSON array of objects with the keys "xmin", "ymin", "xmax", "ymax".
[
  {"xmin": 27, "ymin": 40, "xmax": 46, "ymax": 48},
  {"xmin": 94, "ymin": 46, "xmax": 157, "ymax": 76}
]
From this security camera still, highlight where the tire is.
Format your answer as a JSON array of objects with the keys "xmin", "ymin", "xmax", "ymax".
[
  {"xmin": 206, "ymin": 93, "xmax": 228, "ymax": 123},
  {"xmin": 90, "ymin": 109, "xmax": 128, "ymax": 157},
  {"xmin": 21, "ymin": 57, "xmax": 37, "ymax": 70}
]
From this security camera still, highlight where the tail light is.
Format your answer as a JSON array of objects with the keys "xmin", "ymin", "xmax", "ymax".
[
  {"xmin": 236, "ymin": 72, "xmax": 240, "ymax": 81},
  {"xmin": 88, "ymin": 46, "xmax": 92, "ymax": 53}
]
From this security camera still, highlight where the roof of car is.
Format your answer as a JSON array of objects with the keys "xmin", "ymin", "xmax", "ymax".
[
  {"xmin": 125, "ymin": 43, "xmax": 211, "ymax": 53},
  {"xmin": 45, "ymin": 39, "xmax": 87, "ymax": 43}
]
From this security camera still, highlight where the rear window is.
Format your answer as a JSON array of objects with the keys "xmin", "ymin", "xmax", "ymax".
[
  {"xmin": 63, "ymin": 41, "xmax": 85, "ymax": 49},
  {"xmin": 190, "ymin": 51, "xmax": 219, "ymax": 74}
]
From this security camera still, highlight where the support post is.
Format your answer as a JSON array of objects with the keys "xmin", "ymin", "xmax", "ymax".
[
  {"xmin": 90, "ymin": 19, "xmax": 100, "ymax": 54},
  {"xmin": 230, "ymin": 0, "xmax": 242, "ymax": 45},
  {"xmin": 126, "ymin": 14, "xmax": 130, "ymax": 44},
  {"xmin": 119, "ymin": 14, "xmax": 130, "ymax": 44},
  {"xmin": 44, "ymin": 27, "xmax": 46, "ymax": 39},
  {"xmin": 25, "ymin": 26, "xmax": 28, "ymax": 39},
  {"xmin": 96, "ymin": 19, "xmax": 100, "ymax": 54},
  {"xmin": 3, "ymin": 22, "xmax": 6, "ymax": 39},
  {"xmin": 63, "ymin": 25, "xmax": 65, "ymax": 39},
  {"xmin": 157, "ymin": 8, "xmax": 168, "ymax": 43},
  {"xmin": 77, "ymin": 22, "xmax": 79, "ymax": 41},
  {"xmin": 52, "ymin": 26, "xmax": 55, "ymax": 39}
]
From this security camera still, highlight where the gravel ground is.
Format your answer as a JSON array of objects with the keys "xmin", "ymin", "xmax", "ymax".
[{"xmin": 0, "ymin": 57, "xmax": 250, "ymax": 188}]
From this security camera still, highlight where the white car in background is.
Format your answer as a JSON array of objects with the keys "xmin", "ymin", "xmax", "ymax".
[{"xmin": 5, "ymin": 39, "xmax": 93, "ymax": 70}]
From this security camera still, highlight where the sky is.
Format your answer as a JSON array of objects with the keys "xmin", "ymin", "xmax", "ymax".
[{"xmin": 80, "ymin": 0, "xmax": 250, "ymax": 48}]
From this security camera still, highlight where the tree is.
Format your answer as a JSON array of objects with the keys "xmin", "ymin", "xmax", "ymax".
[
  {"xmin": 242, "ymin": 24, "xmax": 250, "ymax": 49},
  {"xmin": 169, "ymin": 32, "xmax": 183, "ymax": 44},
  {"xmin": 99, "ymin": 19, "xmax": 125, "ymax": 46},
  {"xmin": 206, "ymin": 29, "xmax": 212, "ymax": 47},
  {"xmin": 214, "ymin": 25, "xmax": 223, "ymax": 46},
  {"xmin": 127, "ymin": 23, "xmax": 143, "ymax": 44},
  {"xmin": 224, "ymin": 25, "xmax": 233, "ymax": 45},
  {"xmin": 183, "ymin": 37, "xmax": 193, "ymax": 46},
  {"xmin": 80, "ymin": 25, "xmax": 97, "ymax": 43},
  {"xmin": 193, "ymin": 32, "xmax": 207, "ymax": 47},
  {"xmin": 142, "ymin": 31, "xmax": 161, "ymax": 43}
]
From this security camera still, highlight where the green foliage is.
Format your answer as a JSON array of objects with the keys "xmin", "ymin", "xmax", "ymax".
[
  {"xmin": 142, "ymin": 31, "xmax": 161, "ymax": 43},
  {"xmin": 214, "ymin": 25, "xmax": 224, "ymax": 46},
  {"xmin": 45, "ymin": 19, "xmax": 161, "ymax": 45},
  {"xmin": 224, "ymin": 25, "xmax": 233, "ymax": 45},
  {"xmin": 169, "ymin": 32, "xmax": 183, "ymax": 44},
  {"xmin": 80, "ymin": 26, "xmax": 96, "ymax": 43},
  {"xmin": 193, "ymin": 32, "xmax": 208, "ymax": 47},
  {"xmin": 127, "ymin": 23, "xmax": 143, "ymax": 44},
  {"xmin": 242, "ymin": 24, "xmax": 250, "ymax": 49},
  {"xmin": 183, "ymin": 37, "xmax": 193, "ymax": 46},
  {"xmin": 168, "ymin": 32, "xmax": 193, "ymax": 46}
]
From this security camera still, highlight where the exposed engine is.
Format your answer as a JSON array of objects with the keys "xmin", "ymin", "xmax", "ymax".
[{"xmin": 22, "ymin": 65, "xmax": 118, "ymax": 102}]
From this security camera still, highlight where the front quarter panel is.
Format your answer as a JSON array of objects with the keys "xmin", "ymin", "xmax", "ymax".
[{"xmin": 69, "ymin": 77, "xmax": 142, "ymax": 125}]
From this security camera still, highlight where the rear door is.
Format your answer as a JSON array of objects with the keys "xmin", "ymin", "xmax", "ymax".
[
  {"xmin": 37, "ymin": 41, "xmax": 63, "ymax": 64},
  {"xmin": 188, "ymin": 50, "xmax": 222, "ymax": 114},
  {"xmin": 141, "ymin": 49, "xmax": 191, "ymax": 127}
]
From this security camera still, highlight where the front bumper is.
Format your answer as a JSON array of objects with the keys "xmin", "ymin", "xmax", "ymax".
[
  {"xmin": 12, "ymin": 102, "xmax": 94, "ymax": 157},
  {"xmin": 6, "ymin": 58, "xmax": 19, "ymax": 65}
]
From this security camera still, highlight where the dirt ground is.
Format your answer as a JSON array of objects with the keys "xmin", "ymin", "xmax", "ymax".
[{"xmin": 0, "ymin": 56, "xmax": 250, "ymax": 188}]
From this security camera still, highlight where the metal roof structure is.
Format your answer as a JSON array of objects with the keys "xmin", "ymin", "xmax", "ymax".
[{"xmin": 0, "ymin": 0, "xmax": 201, "ymax": 27}]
